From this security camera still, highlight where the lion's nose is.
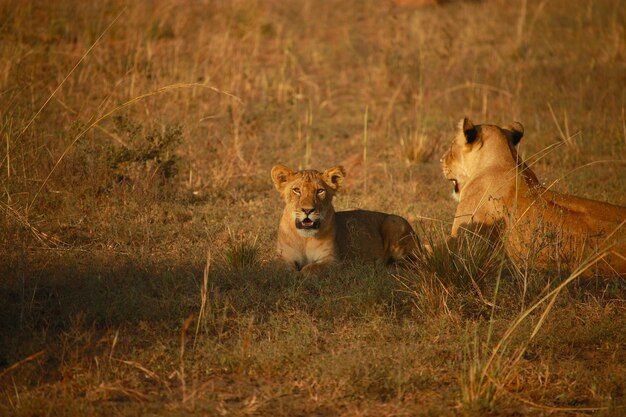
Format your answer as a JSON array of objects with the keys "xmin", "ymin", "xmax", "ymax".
[{"xmin": 302, "ymin": 208, "xmax": 315, "ymax": 216}]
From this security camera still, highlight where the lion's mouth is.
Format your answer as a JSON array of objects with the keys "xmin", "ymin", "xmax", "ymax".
[
  {"xmin": 296, "ymin": 218, "xmax": 320, "ymax": 230},
  {"xmin": 450, "ymin": 179, "xmax": 459, "ymax": 194}
]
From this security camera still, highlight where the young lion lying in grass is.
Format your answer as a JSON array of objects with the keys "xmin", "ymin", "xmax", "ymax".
[
  {"xmin": 441, "ymin": 118, "xmax": 626, "ymax": 276},
  {"xmin": 271, "ymin": 164, "xmax": 419, "ymax": 276}
]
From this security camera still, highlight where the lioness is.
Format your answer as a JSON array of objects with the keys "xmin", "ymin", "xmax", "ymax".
[
  {"xmin": 441, "ymin": 118, "xmax": 626, "ymax": 276},
  {"xmin": 271, "ymin": 165, "xmax": 418, "ymax": 275}
]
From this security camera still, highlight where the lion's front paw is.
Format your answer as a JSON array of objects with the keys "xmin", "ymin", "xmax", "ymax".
[{"xmin": 298, "ymin": 262, "xmax": 330, "ymax": 279}]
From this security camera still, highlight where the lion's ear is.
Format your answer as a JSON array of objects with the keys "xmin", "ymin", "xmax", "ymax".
[
  {"xmin": 507, "ymin": 121, "xmax": 524, "ymax": 146},
  {"xmin": 322, "ymin": 165, "xmax": 346, "ymax": 191},
  {"xmin": 271, "ymin": 165, "xmax": 294, "ymax": 192},
  {"xmin": 459, "ymin": 117, "xmax": 478, "ymax": 144}
]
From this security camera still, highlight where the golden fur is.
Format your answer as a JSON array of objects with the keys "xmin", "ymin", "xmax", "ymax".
[
  {"xmin": 441, "ymin": 118, "xmax": 626, "ymax": 276},
  {"xmin": 271, "ymin": 165, "xmax": 418, "ymax": 275}
]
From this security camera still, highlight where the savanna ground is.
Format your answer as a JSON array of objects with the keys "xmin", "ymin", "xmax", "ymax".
[{"xmin": 1, "ymin": 0, "xmax": 625, "ymax": 415}]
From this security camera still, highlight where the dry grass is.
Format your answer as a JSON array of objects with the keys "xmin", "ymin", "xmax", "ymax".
[{"xmin": 1, "ymin": 0, "xmax": 626, "ymax": 416}]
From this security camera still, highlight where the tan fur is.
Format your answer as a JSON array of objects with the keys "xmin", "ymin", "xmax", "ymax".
[
  {"xmin": 440, "ymin": 118, "xmax": 626, "ymax": 276},
  {"xmin": 271, "ymin": 165, "xmax": 418, "ymax": 275}
]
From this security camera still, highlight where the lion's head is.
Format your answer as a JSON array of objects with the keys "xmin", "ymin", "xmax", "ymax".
[
  {"xmin": 440, "ymin": 118, "xmax": 525, "ymax": 201},
  {"xmin": 271, "ymin": 165, "xmax": 345, "ymax": 237}
]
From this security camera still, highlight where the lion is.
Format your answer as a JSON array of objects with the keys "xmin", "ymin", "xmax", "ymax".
[
  {"xmin": 440, "ymin": 118, "xmax": 626, "ymax": 276},
  {"xmin": 271, "ymin": 164, "xmax": 419, "ymax": 275}
]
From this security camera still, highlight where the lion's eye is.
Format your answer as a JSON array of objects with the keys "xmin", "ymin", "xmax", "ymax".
[
  {"xmin": 316, "ymin": 188, "xmax": 325, "ymax": 195},
  {"xmin": 292, "ymin": 188, "xmax": 301, "ymax": 195}
]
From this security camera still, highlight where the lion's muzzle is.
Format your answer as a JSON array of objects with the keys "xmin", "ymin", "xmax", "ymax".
[
  {"xmin": 450, "ymin": 179, "xmax": 459, "ymax": 194},
  {"xmin": 296, "ymin": 217, "xmax": 321, "ymax": 230},
  {"xmin": 295, "ymin": 207, "xmax": 321, "ymax": 230}
]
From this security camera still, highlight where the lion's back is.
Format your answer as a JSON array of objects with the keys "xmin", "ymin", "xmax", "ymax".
[
  {"xmin": 334, "ymin": 210, "xmax": 389, "ymax": 262},
  {"xmin": 334, "ymin": 210, "xmax": 417, "ymax": 263}
]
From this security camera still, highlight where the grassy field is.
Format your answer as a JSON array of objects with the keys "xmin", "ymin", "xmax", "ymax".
[{"xmin": 1, "ymin": 0, "xmax": 625, "ymax": 415}]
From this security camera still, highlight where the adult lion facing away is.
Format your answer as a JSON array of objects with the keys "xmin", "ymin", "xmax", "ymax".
[{"xmin": 440, "ymin": 118, "xmax": 626, "ymax": 276}]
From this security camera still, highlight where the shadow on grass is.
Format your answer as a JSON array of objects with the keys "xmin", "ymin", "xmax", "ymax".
[{"xmin": 0, "ymin": 252, "xmax": 411, "ymax": 364}]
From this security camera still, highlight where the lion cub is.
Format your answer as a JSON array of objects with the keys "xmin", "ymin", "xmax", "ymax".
[{"xmin": 271, "ymin": 164, "xmax": 418, "ymax": 275}]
